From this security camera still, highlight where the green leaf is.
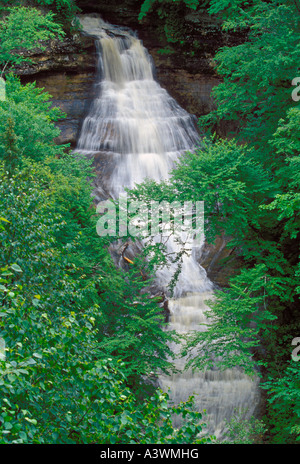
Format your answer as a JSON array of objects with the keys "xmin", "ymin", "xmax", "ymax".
[{"xmin": 10, "ymin": 264, "xmax": 22, "ymax": 273}]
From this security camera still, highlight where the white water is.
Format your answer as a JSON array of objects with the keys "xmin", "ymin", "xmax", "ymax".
[
  {"xmin": 76, "ymin": 15, "xmax": 260, "ymax": 438},
  {"xmin": 77, "ymin": 15, "xmax": 200, "ymax": 200}
]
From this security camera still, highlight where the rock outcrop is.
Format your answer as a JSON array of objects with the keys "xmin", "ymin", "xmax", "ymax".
[{"xmin": 18, "ymin": 35, "xmax": 97, "ymax": 147}]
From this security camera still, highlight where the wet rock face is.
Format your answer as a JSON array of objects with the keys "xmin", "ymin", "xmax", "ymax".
[
  {"xmin": 18, "ymin": 36, "xmax": 97, "ymax": 147},
  {"xmin": 150, "ymin": 55, "xmax": 221, "ymax": 119},
  {"xmin": 15, "ymin": 36, "xmax": 96, "ymax": 75},
  {"xmin": 197, "ymin": 235, "xmax": 244, "ymax": 288},
  {"xmin": 23, "ymin": 71, "xmax": 97, "ymax": 147}
]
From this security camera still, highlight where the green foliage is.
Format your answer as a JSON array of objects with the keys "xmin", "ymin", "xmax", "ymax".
[
  {"xmin": 34, "ymin": 0, "xmax": 81, "ymax": 33},
  {"xmin": 0, "ymin": 6, "xmax": 64, "ymax": 73},
  {"xmin": 139, "ymin": 0, "xmax": 200, "ymax": 20},
  {"xmin": 0, "ymin": 251, "xmax": 206, "ymax": 443},
  {"xmin": 0, "ymin": 158, "xmax": 209, "ymax": 443},
  {"xmin": 0, "ymin": 117, "xmax": 20, "ymax": 175},
  {"xmin": 262, "ymin": 362, "xmax": 300, "ymax": 443},
  {"xmin": 0, "ymin": 75, "xmax": 66, "ymax": 169},
  {"xmin": 95, "ymin": 262, "xmax": 180, "ymax": 386},
  {"xmin": 139, "ymin": 0, "xmax": 156, "ymax": 20},
  {"xmin": 138, "ymin": 0, "xmax": 205, "ymax": 51},
  {"xmin": 200, "ymin": 1, "xmax": 300, "ymax": 163},
  {"xmin": 207, "ymin": 0, "xmax": 260, "ymax": 25},
  {"xmin": 218, "ymin": 409, "xmax": 267, "ymax": 444}
]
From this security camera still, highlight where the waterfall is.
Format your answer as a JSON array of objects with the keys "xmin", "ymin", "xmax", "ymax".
[
  {"xmin": 76, "ymin": 15, "xmax": 200, "ymax": 200},
  {"xmin": 76, "ymin": 15, "xmax": 260, "ymax": 439}
]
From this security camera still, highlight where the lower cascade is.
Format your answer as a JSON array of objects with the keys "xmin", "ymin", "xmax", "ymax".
[{"xmin": 76, "ymin": 14, "xmax": 260, "ymax": 438}]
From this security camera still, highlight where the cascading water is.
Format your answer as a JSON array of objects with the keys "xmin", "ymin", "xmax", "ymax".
[
  {"xmin": 76, "ymin": 15, "xmax": 260, "ymax": 438},
  {"xmin": 76, "ymin": 15, "xmax": 200, "ymax": 201}
]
